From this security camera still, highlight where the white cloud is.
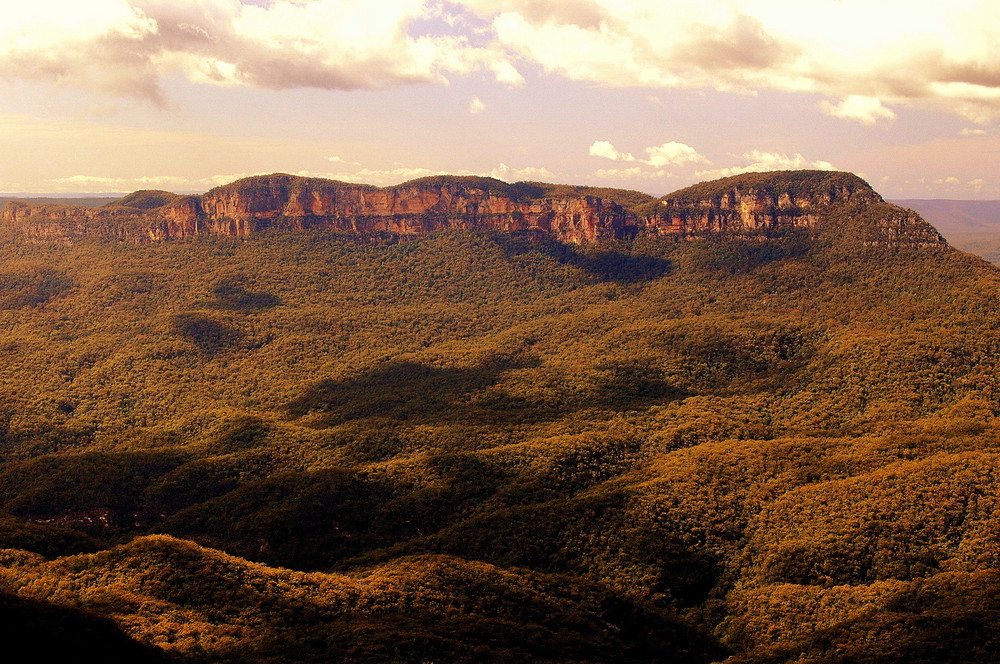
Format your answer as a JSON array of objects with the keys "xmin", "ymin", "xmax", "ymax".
[
  {"xmin": 643, "ymin": 142, "xmax": 710, "ymax": 167},
  {"xmin": 0, "ymin": 0, "xmax": 521, "ymax": 103},
  {"xmin": 456, "ymin": 0, "xmax": 1000, "ymax": 121},
  {"xmin": 589, "ymin": 140, "xmax": 636, "ymax": 162},
  {"xmin": 489, "ymin": 59, "xmax": 526, "ymax": 86},
  {"xmin": 927, "ymin": 176, "xmax": 988, "ymax": 192},
  {"xmin": 819, "ymin": 96, "xmax": 897, "ymax": 124},
  {"xmin": 469, "ymin": 96, "xmax": 487, "ymax": 114},
  {"xmin": 696, "ymin": 151, "xmax": 836, "ymax": 179},
  {"xmin": 589, "ymin": 140, "xmax": 708, "ymax": 167},
  {"xmin": 962, "ymin": 127, "xmax": 988, "ymax": 135},
  {"xmin": 9, "ymin": 1, "xmax": 1000, "ymax": 120},
  {"xmin": 0, "ymin": 0, "xmax": 164, "ymax": 102},
  {"xmin": 488, "ymin": 163, "xmax": 555, "ymax": 181},
  {"xmin": 326, "ymin": 166, "xmax": 447, "ymax": 185}
]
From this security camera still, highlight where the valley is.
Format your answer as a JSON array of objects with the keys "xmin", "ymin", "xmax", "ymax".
[{"xmin": 0, "ymin": 170, "xmax": 998, "ymax": 663}]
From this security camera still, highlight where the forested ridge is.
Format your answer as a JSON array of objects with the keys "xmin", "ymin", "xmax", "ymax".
[{"xmin": 0, "ymin": 171, "xmax": 999, "ymax": 662}]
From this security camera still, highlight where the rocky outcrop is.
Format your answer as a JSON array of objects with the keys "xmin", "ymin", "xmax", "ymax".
[
  {"xmin": 0, "ymin": 171, "xmax": 947, "ymax": 246},
  {"xmin": 0, "ymin": 201, "xmax": 152, "ymax": 242},
  {"xmin": 183, "ymin": 175, "xmax": 633, "ymax": 243},
  {"xmin": 647, "ymin": 170, "xmax": 887, "ymax": 235}
]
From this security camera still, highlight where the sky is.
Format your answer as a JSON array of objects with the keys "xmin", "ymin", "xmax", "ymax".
[{"xmin": 1, "ymin": 0, "xmax": 999, "ymax": 199}]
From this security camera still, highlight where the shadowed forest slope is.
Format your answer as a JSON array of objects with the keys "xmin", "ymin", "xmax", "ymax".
[{"xmin": 0, "ymin": 171, "xmax": 998, "ymax": 662}]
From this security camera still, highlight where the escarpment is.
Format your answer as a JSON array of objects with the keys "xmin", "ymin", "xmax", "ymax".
[{"xmin": 0, "ymin": 170, "xmax": 947, "ymax": 246}]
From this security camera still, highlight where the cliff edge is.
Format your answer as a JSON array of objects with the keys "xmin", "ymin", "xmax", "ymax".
[{"xmin": 0, "ymin": 170, "xmax": 946, "ymax": 246}]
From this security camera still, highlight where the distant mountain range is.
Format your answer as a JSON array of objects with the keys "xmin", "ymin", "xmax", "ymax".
[
  {"xmin": 893, "ymin": 199, "xmax": 1000, "ymax": 265},
  {"xmin": 0, "ymin": 196, "xmax": 119, "ymax": 208}
]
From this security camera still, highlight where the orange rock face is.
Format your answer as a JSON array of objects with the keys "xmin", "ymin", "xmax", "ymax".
[
  {"xmin": 181, "ymin": 178, "xmax": 631, "ymax": 244},
  {"xmin": 0, "ymin": 171, "xmax": 945, "ymax": 246}
]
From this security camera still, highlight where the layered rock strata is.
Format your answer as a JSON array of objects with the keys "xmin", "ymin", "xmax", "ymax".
[{"xmin": 0, "ymin": 170, "xmax": 946, "ymax": 246}]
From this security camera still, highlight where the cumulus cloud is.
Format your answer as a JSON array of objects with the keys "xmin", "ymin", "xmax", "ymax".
[
  {"xmin": 926, "ymin": 176, "xmax": 989, "ymax": 192},
  {"xmin": 9, "ymin": 1, "xmax": 1000, "ymax": 120},
  {"xmin": 644, "ymin": 142, "xmax": 710, "ymax": 167},
  {"xmin": 819, "ymin": 96, "xmax": 897, "ymax": 124},
  {"xmin": 589, "ymin": 140, "xmax": 708, "ymax": 167},
  {"xmin": 457, "ymin": 0, "xmax": 1000, "ymax": 121},
  {"xmin": 0, "ymin": 1, "xmax": 165, "ymax": 102},
  {"xmin": 469, "ymin": 96, "xmax": 487, "ymax": 114},
  {"xmin": 696, "ymin": 151, "xmax": 835, "ymax": 179},
  {"xmin": 0, "ymin": 0, "xmax": 520, "ymax": 103},
  {"xmin": 589, "ymin": 140, "xmax": 636, "ymax": 162},
  {"xmin": 7, "ymin": 0, "xmax": 1000, "ymax": 132},
  {"xmin": 488, "ymin": 163, "xmax": 555, "ymax": 181},
  {"xmin": 488, "ymin": 60, "xmax": 526, "ymax": 87}
]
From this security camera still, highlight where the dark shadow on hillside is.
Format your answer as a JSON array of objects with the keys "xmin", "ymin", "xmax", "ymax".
[
  {"xmin": 726, "ymin": 571, "xmax": 1000, "ymax": 664},
  {"xmin": 169, "ymin": 312, "xmax": 243, "ymax": 352},
  {"xmin": 496, "ymin": 233, "xmax": 673, "ymax": 284},
  {"xmin": 287, "ymin": 353, "xmax": 699, "ymax": 428},
  {"xmin": 690, "ymin": 230, "xmax": 814, "ymax": 274},
  {"xmin": 0, "ymin": 268, "xmax": 72, "ymax": 309},
  {"xmin": 355, "ymin": 489, "xmax": 723, "ymax": 610},
  {"xmin": 162, "ymin": 455, "xmax": 515, "ymax": 570},
  {"xmin": 209, "ymin": 277, "xmax": 281, "ymax": 311},
  {"xmin": 0, "ymin": 451, "xmax": 189, "ymax": 535},
  {"xmin": 591, "ymin": 361, "xmax": 693, "ymax": 408},
  {"xmin": 0, "ymin": 512, "xmax": 98, "ymax": 558},
  {"xmin": 286, "ymin": 355, "xmax": 566, "ymax": 427},
  {"xmin": 0, "ymin": 594, "xmax": 169, "ymax": 664}
]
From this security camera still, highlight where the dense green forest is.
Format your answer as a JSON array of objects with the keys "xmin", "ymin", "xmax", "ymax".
[{"xmin": 1, "ymin": 173, "xmax": 1000, "ymax": 662}]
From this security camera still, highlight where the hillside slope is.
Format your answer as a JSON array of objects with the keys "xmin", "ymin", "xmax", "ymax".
[
  {"xmin": 893, "ymin": 199, "xmax": 1000, "ymax": 265},
  {"xmin": 0, "ymin": 171, "xmax": 997, "ymax": 662}
]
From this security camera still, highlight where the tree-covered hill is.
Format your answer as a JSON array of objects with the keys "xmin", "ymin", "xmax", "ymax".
[
  {"xmin": 893, "ymin": 199, "xmax": 1000, "ymax": 266},
  {"xmin": 0, "ymin": 171, "xmax": 999, "ymax": 662}
]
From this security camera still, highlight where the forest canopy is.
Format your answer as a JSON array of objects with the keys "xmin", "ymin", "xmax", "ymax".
[{"xmin": 0, "ymin": 173, "xmax": 999, "ymax": 663}]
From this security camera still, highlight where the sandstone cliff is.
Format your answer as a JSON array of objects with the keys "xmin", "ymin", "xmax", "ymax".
[{"xmin": 0, "ymin": 171, "xmax": 947, "ymax": 246}]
